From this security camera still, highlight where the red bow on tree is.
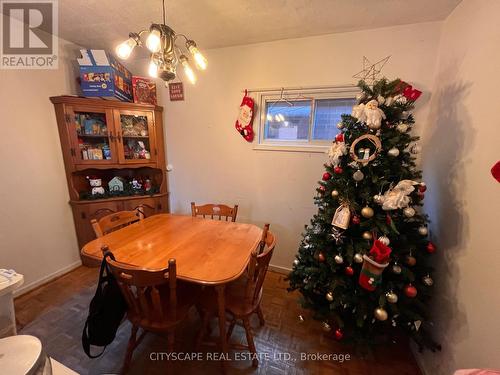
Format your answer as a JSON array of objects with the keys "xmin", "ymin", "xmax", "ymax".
[
  {"xmin": 369, "ymin": 240, "xmax": 392, "ymax": 264},
  {"xmin": 394, "ymin": 81, "xmax": 422, "ymax": 101}
]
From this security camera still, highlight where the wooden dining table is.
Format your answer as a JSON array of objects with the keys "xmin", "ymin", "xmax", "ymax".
[{"xmin": 81, "ymin": 213, "xmax": 263, "ymax": 365}]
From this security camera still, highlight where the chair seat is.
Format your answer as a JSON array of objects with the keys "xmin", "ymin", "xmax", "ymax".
[
  {"xmin": 198, "ymin": 276, "xmax": 261, "ymax": 317},
  {"xmin": 129, "ymin": 282, "xmax": 201, "ymax": 330}
]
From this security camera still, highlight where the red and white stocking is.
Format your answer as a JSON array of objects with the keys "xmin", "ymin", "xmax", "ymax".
[{"xmin": 235, "ymin": 90, "xmax": 254, "ymax": 142}]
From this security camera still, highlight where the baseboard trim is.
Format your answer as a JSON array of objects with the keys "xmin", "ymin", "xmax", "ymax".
[
  {"xmin": 269, "ymin": 264, "xmax": 292, "ymax": 275},
  {"xmin": 14, "ymin": 260, "xmax": 82, "ymax": 297}
]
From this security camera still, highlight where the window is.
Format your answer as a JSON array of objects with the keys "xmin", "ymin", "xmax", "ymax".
[{"xmin": 256, "ymin": 87, "xmax": 358, "ymax": 152}]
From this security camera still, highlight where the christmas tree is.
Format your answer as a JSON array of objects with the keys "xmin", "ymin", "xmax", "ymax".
[{"xmin": 288, "ymin": 78, "xmax": 441, "ymax": 352}]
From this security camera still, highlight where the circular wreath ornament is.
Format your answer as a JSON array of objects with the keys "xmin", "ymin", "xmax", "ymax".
[{"xmin": 349, "ymin": 134, "xmax": 382, "ymax": 164}]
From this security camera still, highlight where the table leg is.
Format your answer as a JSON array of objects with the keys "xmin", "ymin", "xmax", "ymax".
[{"xmin": 215, "ymin": 285, "xmax": 228, "ymax": 372}]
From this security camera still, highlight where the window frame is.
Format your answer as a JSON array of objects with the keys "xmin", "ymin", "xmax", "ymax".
[{"xmin": 254, "ymin": 86, "xmax": 359, "ymax": 153}]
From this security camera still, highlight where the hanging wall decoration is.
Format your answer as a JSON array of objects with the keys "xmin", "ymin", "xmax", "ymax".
[{"xmin": 235, "ymin": 90, "xmax": 255, "ymax": 142}]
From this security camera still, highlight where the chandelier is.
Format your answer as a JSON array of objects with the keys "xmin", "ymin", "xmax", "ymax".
[{"xmin": 115, "ymin": 0, "xmax": 207, "ymax": 84}]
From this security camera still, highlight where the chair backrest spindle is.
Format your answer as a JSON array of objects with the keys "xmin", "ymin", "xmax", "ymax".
[{"xmin": 191, "ymin": 202, "xmax": 238, "ymax": 222}]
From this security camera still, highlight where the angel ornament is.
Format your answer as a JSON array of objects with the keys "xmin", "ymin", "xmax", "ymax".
[
  {"xmin": 364, "ymin": 99, "xmax": 386, "ymax": 130},
  {"xmin": 379, "ymin": 180, "xmax": 420, "ymax": 210},
  {"xmin": 328, "ymin": 141, "xmax": 347, "ymax": 167}
]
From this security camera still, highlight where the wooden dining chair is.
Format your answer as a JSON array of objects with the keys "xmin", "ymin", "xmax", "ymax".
[
  {"xmin": 191, "ymin": 202, "xmax": 238, "ymax": 222},
  {"xmin": 91, "ymin": 205, "xmax": 144, "ymax": 238},
  {"xmin": 196, "ymin": 225, "xmax": 276, "ymax": 367},
  {"xmin": 106, "ymin": 254, "xmax": 200, "ymax": 373}
]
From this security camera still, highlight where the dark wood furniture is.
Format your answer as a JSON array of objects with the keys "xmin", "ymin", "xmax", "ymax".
[
  {"xmin": 190, "ymin": 202, "xmax": 238, "ymax": 222},
  {"xmin": 50, "ymin": 96, "xmax": 169, "ymax": 261},
  {"xmin": 106, "ymin": 256, "xmax": 200, "ymax": 373},
  {"xmin": 91, "ymin": 205, "xmax": 144, "ymax": 237},
  {"xmin": 81, "ymin": 214, "xmax": 263, "ymax": 370},
  {"xmin": 196, "ymin": 225, "xmax": 276, "ymax": 367}
]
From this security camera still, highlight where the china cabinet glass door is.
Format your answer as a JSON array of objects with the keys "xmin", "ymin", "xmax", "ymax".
[
  {"xmin": 114, "ymin": 110, "xmax": 156, "ymax": 164},
  {"xmin": 67, "ymin": 107, "xmax": 117, "ymax": 164}
]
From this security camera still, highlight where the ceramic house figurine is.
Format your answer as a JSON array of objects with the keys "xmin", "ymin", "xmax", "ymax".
[{"xmin": 108, "ymin": 176, "xmax": 125, "ymax": 192}]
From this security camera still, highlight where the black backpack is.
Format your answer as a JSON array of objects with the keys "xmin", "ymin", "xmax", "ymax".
[{"xmin": 82, "ymin": 251, "xmax": 128, "ymax": 358}]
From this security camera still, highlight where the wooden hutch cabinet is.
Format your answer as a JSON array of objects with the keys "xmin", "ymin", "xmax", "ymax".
[{"xmin": 50, "ymin": 96, "xmax": 169, "ymax": 258}]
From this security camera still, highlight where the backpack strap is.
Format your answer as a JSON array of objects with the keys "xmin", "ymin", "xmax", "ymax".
[{"xmin": 82, "ymin": 319, "xmax": 106, "ymax": 358}]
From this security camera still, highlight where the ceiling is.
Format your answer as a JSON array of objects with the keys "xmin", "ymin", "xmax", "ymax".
[{"xmin": 57, "ymin": 0, "xmax": 461, "ymax": 51}]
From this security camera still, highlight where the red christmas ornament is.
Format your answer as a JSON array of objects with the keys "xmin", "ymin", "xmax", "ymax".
[
  {"xmin": 322, "ymin": 172, "xmax": 332, "ymax": 181},
  {"xmin": 351, "ymin": 215, "xmax": 361, "ymax": 225},
  {"xmin": 318, "ymin": 186, "xmax": 326, "ymax": 194},
  {"xmin": 318, "ymin": 252, "xmax": 326, "ymax": 262},
  {"xmin": 335, "ymin": 133, "xmax": 344, "ymax": 142},
  {"xmin": 345, "ymin": 266, "xmax": 354, "ymax": 276},
  {"xmin": 426, "ymin": 242, "xmax": 436, "ymax": 254},
  {"xmin": 404, "ymin": 284, "xmax": 418, "ymax": 298},
  {"xmin": 491, "ymin": 161, "xmax": 500, "ymax": 183},
  {"xmin": 418, "ymin": 184, "xmax": 427, "ymax": 193},
  {"xmin": 334, "ymin": 328, "xmax": 343, "ymax": 341},
  {"xmin": 334, "ymin": 166, "xmax": 343, "ymax": 174},
  {"xmin": 417, "ymin": 191, "xmax": 425, "ymax": 199}
]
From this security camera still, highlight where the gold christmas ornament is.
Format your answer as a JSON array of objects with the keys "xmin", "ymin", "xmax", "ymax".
[
  {"xmin": 374, "ymin": 307, "xmax": 388, "ymax": 321},
  {"xmin": 361, "ymin": 206, "xmax": 374, "ymax": 218},
  {"xmin": 386, "ymin": 291, "xmax": 398, "ymax": 304},
  {"xmin": 378, "ymin": 236, "xmax": 390, "ymax": 246},
  {"xmin": 392, "ymin": 263, "xmax": 402, "ymax": 274},
  {"xmin": 326, "ymin": 291, "xmax": 334, "ymax": 301},
  {"xmin": 353, "ymin": 253, "xmax": 364, "ymax": 263},
  {"xmin": 396, "ymin": 123, "xmax": 409, "ymax": 132},
  {"xmin": 322, "ymin": 321, "xmax": 332, "ymax": 332},
  {"xmin": 362, "ymin": 231, "xmax": 373, "ymax": 240},
  {"xmin": 406, "ymin": 255, "xmax": 417, "ymax": 266},
  {"xmin": 418, "ymin": 226, "xmax": 428, "ymax": 236},
  {"xmin": 334, "ymin": 254, "xmax": 344, "ymax": 264},
  {"xmin": 331, "ymin": 190, "xmax": 339, "ymax": 198},
  {"xmin": 336, "ymin": 122, "xmax": 344, "ymax": 129},
  {"xmin": 403, "ymin": 207, "xmax": 416, "ymax": 217}
]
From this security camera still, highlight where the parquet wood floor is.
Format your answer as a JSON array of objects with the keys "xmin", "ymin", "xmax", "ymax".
[{"xmin": 14, "ymin": 267, "xmax": 422, "ymax": 375}]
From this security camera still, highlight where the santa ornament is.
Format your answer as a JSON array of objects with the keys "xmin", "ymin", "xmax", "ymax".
[{"xmin": 235, "ymin": 90, "xmax": 255, "ymax": 142}]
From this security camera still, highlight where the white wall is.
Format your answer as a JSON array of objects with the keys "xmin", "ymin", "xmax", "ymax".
[
  {"xmin": 417, "ymin": 0, "xmax": 500, "ymax": 373},
  {"xmin": 0, "ymin": 38, "xmax": 83, "ymax": 293},
  {"xmin": 160, "ymin": 22, "xmax": 443, "ymax": 270}
]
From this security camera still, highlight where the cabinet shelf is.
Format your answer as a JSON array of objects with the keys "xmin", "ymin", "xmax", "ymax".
[{"xmin": 77, "ymin": 134, "xmax": 109, "ymax": 138}]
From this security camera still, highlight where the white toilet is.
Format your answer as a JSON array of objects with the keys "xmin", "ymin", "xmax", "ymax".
[{"xmin": 0, "ymin": 335, "xmax": 78, "ymax": 375}]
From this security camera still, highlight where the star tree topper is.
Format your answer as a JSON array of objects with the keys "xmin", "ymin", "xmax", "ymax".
[{"xmin": 352, "ymin": 56, "xmax": 391, "ymax": 84}]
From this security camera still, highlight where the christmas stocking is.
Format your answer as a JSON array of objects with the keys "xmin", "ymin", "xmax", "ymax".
[{"xmin": 235, "ymin": 90, "xmax": 254, "ymax": 142}]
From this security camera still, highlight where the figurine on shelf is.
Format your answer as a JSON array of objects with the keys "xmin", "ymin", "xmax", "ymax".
[
  {"xmin": 144, "ymin": 178, "xmax": 152, "ymax": 192},
  {"xmin": 87, "ymin": 176, "xmax": 105, "ymax": 196},
  {"xmin": 137, "ymin": 141, "xmax": 151, "ymax": 159},
  {"xmin": 108, "ymin": 176, "xmax": 125, "ymax": 192},
  {"xmin": 131, "ymin": 178, "xmax": 142, "ymax": 191}
]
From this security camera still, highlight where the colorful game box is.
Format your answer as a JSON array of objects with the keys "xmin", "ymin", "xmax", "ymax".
[
  {"xmin": 132, "ymin": 76, "xmax": 157, "ymax": 105},
  {"xmin": 78, "ymin": 49, "xmax": 133, "ymax": 102}
]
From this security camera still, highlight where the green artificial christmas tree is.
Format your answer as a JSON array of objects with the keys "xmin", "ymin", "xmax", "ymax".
[{"xmin": 288, "ymin": 78, "xmax": 441, "ymax": 352}]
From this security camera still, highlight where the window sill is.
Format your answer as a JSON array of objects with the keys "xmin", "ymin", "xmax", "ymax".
[{"xmin": 253, "ymin": 143, "xmax": 329, "ymax": 153}]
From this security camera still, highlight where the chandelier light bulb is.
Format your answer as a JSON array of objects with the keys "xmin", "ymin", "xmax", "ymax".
[
  {"xmin": 146, "ymin": 27, "xmax": 162, "ymax": 53},
  {"xmin": 180, "ymin": 55, "xmax": 196, "ymax": 84},
  {"xmin": 116, "ymin": 37, "xmax": 137, "ymax": 59},
  {"xmin": 187, "ymin": 41, "xmax": 207, "ymax": 70},
  {"xmin": 148, "ymin": 59, "xmax": 158, "ymax": 78}
]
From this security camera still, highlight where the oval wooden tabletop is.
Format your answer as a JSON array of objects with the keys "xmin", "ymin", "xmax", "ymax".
[{"xmin": 81, "ymin": 214, "xmax": 263, "ymax": 285}]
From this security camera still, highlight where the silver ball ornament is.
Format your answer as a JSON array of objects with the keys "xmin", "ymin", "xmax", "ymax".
[
  {"xmin": 392, "ymin": 264, "xmax": 402, "ymax": 274},
  {"xmin": 374, "ymin": 307, "xmax": 388, "ymax": 321},
  {"xmin": 361, "ymin": 206, "xmax": 374, "ymax": 218},
  {"xmin": 386, "ymin": 291, "xmax": 398, "ymax": 304},
  {"xmin": 326, "ymin": 291, "xmax": 334, "ymax": 302},
  {"xmin": 353, "ymin": 170, "xmax": 364, "ymax": 182},
  {"xmin": 378, "ymin": 236, "xmax": 390, "ymax": 246},
  {"xmin": 373, "ymin": 194, "xmax": 384, "ymax": 204},
  {"xmin": 418, "ymin": 226, "xmax": 428, "ymax": 236},
  {"xmin": 331, "ymin": 190, "xmax": 339, "ymax": 198},
  {"xmin": 362, "ymin": 231, "xmax": 373, "ymax": 240},
  {"xmin": 334, "ymin": 254, "xmax": 344, "ymax": 264},
  {"xmin": 293, "ymin": 259, "xmax": 300, "ymax": 266},
  {"xmin": 353, "ymin": 253, "xmax": 363, "ymax": 264},
  {"xmin": 403, "ymin": 207, "xmax": 416, "ymax": 217},
  {"xmin": 388, "ymin": 147, "xmax": 400, "ymax": 157}
]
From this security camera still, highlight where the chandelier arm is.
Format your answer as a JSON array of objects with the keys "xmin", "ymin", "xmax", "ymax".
[{"xmin": 174, "ymin": 34, "xmax": 189, "ymax": 43}]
